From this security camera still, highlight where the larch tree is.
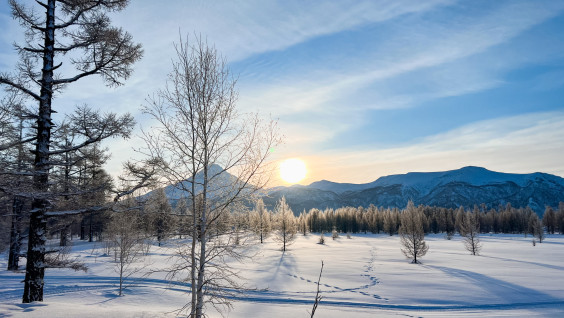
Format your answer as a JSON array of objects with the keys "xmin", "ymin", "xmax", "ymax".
[
  {"xmin": 528, "ymin": 213, "xmax": 545, "ymax": 243},
  {"xmin": 399, "ymin": 201, "xmax": 429, "ymax": 264},
  {"xmin": 543, "ymin": 206, "xmax": 557, "ymax": 234},
  {"xmin": 145, "ymin": 188, "xmax": 173, "ymax": 246},
  {"xmin": 274, "ymin": 196, "xmax": 297, "ymax": 252},
  {"xmin": 1, "ymin": 92, "xmax": 33, "ymax": 271},
  {"xmin": 459, "ymin": 211, "xmax": 481, "ymax": 255},
  {"xmin": 383, "ymin": 208, "xmax": 398, "ymax": 236},
  {"xmin": 557, "ymin": 202, "xmax": 564, "ymax": 234},
  {"xmin": 298, "ymin": 210, "xmax": 309, "ymax": 236},
  {"xmin": 249, "ymin": 198, "xmax": 271, "ymax": 243},
  {"xmin": 141, "ymin": 36, "xmax": 279, "ymax": 317},
  {"xmin": 0, "ymin": 0, "xmax": 142, "ymax": 303}
]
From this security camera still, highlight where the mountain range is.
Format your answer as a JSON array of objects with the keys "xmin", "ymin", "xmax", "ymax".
[
  {"xmin": 261, "ymin": 166, "xmax": 564, "ymax": 215},
  {"xmin": 151, "ymin": 165, "xmax": 564, "ymax": 215}
]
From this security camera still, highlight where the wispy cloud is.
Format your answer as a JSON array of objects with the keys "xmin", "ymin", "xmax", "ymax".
[
  {"xmin": 240, "ymin": 0, "xmax": 564, "ymax": 115},
  {"xmin": 2, "ymin": 1, "xmax": 564, "ymax": 184}
]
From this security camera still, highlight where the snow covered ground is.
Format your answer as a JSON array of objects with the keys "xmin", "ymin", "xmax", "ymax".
[{"xmin": 1, "ymin": 233, "xmax": 564, "ymax": 317}]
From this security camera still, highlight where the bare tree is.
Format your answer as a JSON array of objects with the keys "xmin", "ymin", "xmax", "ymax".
[
  {"xmin": 144, "ymin": 188, "xmax": 174, "ymax": 246},
  {"xmin": 399, "ymin": 201, "xmax": 429, "ymax": 264},
  {"xmin": 1, "ymin": 92, "xmax": 33, "ymax": 271},
  {"xmin": 543, "ymin": 206, "xmax": 557, "ymax": 234},
  {"xmin": 331, "ymin": 226, "xmax": 339, "ymax": 240},
  {"xmin": 274, "ymin": 196, "xmax": 297, "ymax": 252},
  {"xmin": 141, "ymin": 36, "xmax": 279, "ymax": 317},
  {"xmin": 459, "ymin": 211, "xmax": 481, "ymax": 255},
  {"xmin": 0, "ymin": 0, "xmax": 142, "ymax": 303},
  {"xmin": 107, "ymin": 198, "xmax": 146, "ymax": 296},
  {"xmin": 298, "ymin": 210, "xmax": 309, "ymax": 236},
  {"xmin": 309, "ymin": 260, "xmax": 324, "ymax": 318}
]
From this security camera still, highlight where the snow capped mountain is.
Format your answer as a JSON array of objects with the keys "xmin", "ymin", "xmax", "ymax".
[
  {"xmin": 368, "ymin": 166, "xmax": 561, "ymax": 195},
  {"xmin": 264, "ymin": 166, "xmax": 564, "ymax": 215},
  {"xmin": 153, "ymin": 165, "xmax": 564, "ymax": 215},
  {"xmin": 306, "ymin": 180, "xmax": 375, "ymax": 194},
  {"xmin": 162, "ymin": 164, "xmax": 239, "ymax": 200},
  {"xmin": 145, "ymin": 164, "xmax": 248, "ymax": 208}
]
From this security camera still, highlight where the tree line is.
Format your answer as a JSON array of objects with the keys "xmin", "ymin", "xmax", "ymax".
[{"xmin": 296, "ymin": 202, "xmax": 564, "ymax": 237}]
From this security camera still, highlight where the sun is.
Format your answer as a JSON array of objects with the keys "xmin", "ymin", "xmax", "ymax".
[{"xmin": 280, "ymin": 158, "xmax": 307, "ymax": 184}]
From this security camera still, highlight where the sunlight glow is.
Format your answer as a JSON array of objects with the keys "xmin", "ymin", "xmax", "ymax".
[{"xmin": 280, "ymin": 158, "xmax": 307, "ymax": 184}]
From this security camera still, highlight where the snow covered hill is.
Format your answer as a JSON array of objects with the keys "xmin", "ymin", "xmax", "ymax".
[{"xmin": 265, "ymin": 166, "xmax": 564, "ymax": 214}]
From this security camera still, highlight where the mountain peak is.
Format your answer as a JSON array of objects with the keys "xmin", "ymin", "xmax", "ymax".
[{"xmin": 460, "ymin": 166, "xmax": 488, "ymax": 171}]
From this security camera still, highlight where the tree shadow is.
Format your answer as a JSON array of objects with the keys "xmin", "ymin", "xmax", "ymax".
[
  {"xmin": 427, "ymin": 265, "xmax": 562, "ymax": 304},
  {"xmin": 480, "ymin": 255, "xmax": 564, "ymax": 271}
]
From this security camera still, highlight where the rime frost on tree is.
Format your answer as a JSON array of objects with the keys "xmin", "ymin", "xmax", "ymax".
[
  {"xmin": 459, "ymin": 211, "xmax": 482, "ymax": 256},
  {"xmin": 399, "ymin": 201, "xmax": 429, "ymax": 264},
  {"xmin": 0, "ymin": 0, "xmax": 143, "ymax": 303},
  {"xmin": 249, "ymin": 198, "xmax": 272, "ymax": 243},
  {"xmin": 274, "ymin": 197, "xmax": 297, "ymax": 252},
  {"xmin": 140, "ymin": 35, "xmax": 279, "ymax": 317}
]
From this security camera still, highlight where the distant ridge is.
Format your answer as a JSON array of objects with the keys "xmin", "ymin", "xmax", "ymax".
[{"xmin": 263, "ymin": 166, "xmax": 564, "ymax": 215}]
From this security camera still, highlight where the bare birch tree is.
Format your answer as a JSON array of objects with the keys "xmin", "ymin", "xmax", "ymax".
[{"xmin": 141, "ymin": 36, "xmax": 279, "ymax": 317}]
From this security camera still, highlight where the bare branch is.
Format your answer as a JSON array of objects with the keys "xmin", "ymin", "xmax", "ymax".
[{"xmin": 0, "ymin": 76, "xmax": 41, "ymax": 101}]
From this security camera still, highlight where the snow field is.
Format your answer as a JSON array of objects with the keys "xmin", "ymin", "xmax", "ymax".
[{"xmin": 1, "ymin": 234, "xmax": 564, "ymax": 317}]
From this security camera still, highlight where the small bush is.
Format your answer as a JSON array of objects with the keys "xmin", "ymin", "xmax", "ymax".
[{"xmin": 318, "ymin": 234, "xmax": 325, "ymax": 245}]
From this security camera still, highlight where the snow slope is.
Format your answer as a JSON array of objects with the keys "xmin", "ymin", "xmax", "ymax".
[{"xmin": 1, "ymin": 234, "xmax": 563, "ymax": 317}]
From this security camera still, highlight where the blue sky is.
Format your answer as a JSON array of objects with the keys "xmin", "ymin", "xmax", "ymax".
[{"xmin": 1, "ymin": 0, "xmax": 564, "ymax": 185}]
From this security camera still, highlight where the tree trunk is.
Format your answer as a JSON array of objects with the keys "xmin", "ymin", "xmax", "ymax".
[
  {"xmin": 89, "ymin": 211, "xmax": 93, "ymax": 242},
  {"xmin": 196, "ymin": 164, "xmax": 208, "ymax": 317},
  {"xmin": 60, "ymin": 226, "xmax": 68, "ymax": 247},
  {"xmin": 80, "ymin": 220, "xmax": 85, "ymax": 240},
  {"xmin": 23, "ymin": 0, "xmax": 55, "ymax": 303},
  {"xmin": 8, "ymin": 196, "xmax": 24, "ymax": 270}
]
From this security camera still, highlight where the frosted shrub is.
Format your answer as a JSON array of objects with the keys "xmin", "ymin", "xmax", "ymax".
[
  {"xmin": 332, "ymin": 228, "xmax": 339, "ymax": 240},
  {"xmin": 318, "ymin": 233, "xmax": 325, "ymax": 245}
]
